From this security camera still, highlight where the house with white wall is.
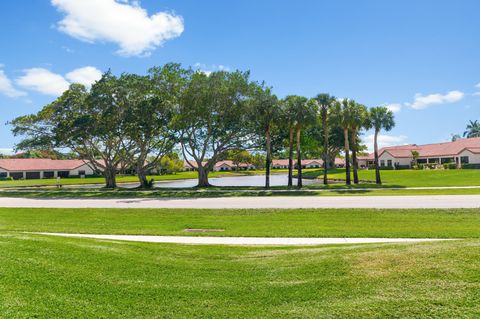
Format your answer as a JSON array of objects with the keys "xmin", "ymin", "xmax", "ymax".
[
  {"xmin": 357, "ymin": 137, "xmax": 480, "ymax": 168},
  {"xmin": 0, "ymin": 159, "xmax": 97, "ymax": 180}
]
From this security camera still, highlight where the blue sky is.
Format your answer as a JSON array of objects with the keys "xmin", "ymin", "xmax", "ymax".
[{"xmin": 0, "ymin": 0, "xmax": 479, "ymax": 153}]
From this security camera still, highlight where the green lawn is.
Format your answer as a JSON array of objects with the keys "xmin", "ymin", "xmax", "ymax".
[
  {"xmin": 304, "ymin": 168, "xmax": 480, "ymax": 187},
  {"xmin": 1, "ymin": 207, "xmax": 480, "ymax": 318},
  {"xmin": 2, "ymin": 185, "xmax": 480, "ymax": 198},
  {"xmin": 1, "ymin": 208, "xmax": 480, "ymax": 238},
  {"xmin": 0, "ymin": 170, "xmax": 248, "ymax": 188}
]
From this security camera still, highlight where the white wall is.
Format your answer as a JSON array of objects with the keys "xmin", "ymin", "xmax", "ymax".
[
  {"xmin": 458, "ymin": 150, "xmax": 480, "ymax": 165},
  {"xmin": 379, "ymin": 152, "xmax": 412, "ymax": 167},
  {"xmin": 69, "ymin": 163, "xmax": 96, "ymax": 176}
]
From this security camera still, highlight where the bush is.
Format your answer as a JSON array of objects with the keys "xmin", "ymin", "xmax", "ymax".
[
  {"xmin": 443, "ymin": 163, "xmax": 457, "ymax": 170},
  {"xmin": 462, "ymin": 164, "xmax": 480, "ymax": 169},
  {"xmin": 0, "ymin": 176, "xmax": 13, "ymax": 181}
]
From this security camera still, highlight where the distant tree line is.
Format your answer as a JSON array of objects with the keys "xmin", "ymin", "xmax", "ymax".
[{"xmin": 10, "ymin": 63, "xmax": 395, "ymax": 188}]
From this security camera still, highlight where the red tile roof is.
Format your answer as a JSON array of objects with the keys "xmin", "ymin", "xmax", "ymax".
[
  {"xmin": 365, "ymin": 137, "xmax": 480, "ymax": 159},
  {"xmin": 0, "ymin": 159, "xmax": 90, "ymax": 171}
]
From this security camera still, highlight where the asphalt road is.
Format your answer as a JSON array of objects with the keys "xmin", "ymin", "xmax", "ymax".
[{"xmin": 1, "ymin": 195, "xmax": 480, "ymax": 209}]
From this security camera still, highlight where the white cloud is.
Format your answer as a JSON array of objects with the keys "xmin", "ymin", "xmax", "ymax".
[
  {"xmin": 0, "ymin": 69, "xmax": 26, "ymax": 98},
  {"xmin": 363, "ymin": 134, "xmax": 408, "ymax": 153},
  {"xmin": 17, "ymin": 66, "xmax": 102, "ymax": 96},
  {"xmin": 194, "ymin": 63, "xmax": 231, "ymax": 75},
  {"xmin": 384, "ymin": 103, "xmax": 401, "ymax": 113},
  {"xmin": 65, "ymin": 66, "xmax": 102, "ymax": 87},
  {"xmin": 475, "ymin": 82, "xmax": 480, "ymax": 88},
  {"xmin": 16, "ymin": 68, "xmax": 69, "ymax": 96},
  {"xmin": 410, "ymin": 90, "xmax": 464, "ymax": 109},
  {"xmin": 51, "ymin": 0, "xmax": 184, "ymax": 56}
]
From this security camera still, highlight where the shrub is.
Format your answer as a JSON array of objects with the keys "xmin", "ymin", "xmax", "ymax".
[{"xmin": 462, "ymin": 164, "xmax": 480, "ymax": 169}]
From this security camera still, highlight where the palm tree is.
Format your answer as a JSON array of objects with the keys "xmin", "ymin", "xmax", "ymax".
[
  {"xmin": 250, "ymin": 85, "xmax": 279, "ymax": 189},
  {"xmin": 369, "ymin": 106, "xmax": 395, "ymax": 184},
  {"xmin": 314, "ymin": 93, "xmax": 336, "ymax": 185},
  {"xmin": 281, "ymin": 97, "xmax": 297, "ymax": 188},
  {"xmin": 284, "ymin": 95, "xmax": 316, "ymax": 188},
  {"xmin": 349, "ymin": 102, "xmax": 369, "ymax": 184},
  {"xmin": 463, "ymin": 120, "xmax": 480, "ymax": 138},
  {"xmin": 333, "ymin": 99, "xmax": 354, "ymax": 185}
]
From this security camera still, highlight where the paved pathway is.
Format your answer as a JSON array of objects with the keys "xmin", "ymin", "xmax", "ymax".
[
  {"xmin": 34, "ymin": 232, "xmax": 453, "ymax": 246},
  {"xmin": 1, "ymin": 195, "xmax": 480, "ymax": 209}
]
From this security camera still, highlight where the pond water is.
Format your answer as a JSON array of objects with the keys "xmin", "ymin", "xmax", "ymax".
[
  {"xmin": 69, "ymin": 173, "xmax": 319, "ymax": 189},
  {"xmin": 154, "ymin": 174, "xmax": 317, "ymax": 188}
]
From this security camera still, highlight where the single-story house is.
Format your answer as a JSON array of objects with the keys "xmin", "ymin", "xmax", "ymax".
[
  {"xmin": 184, "ymin": 160, "xmax": 256, "ymax": 171},
  {"xmin": 271, "ymin": 158, "xmax": 345, "ymax": 169},
  {"xmin": 0, "ymin": 159, "xmax": 96, "ymax": 180},
  {"xmin": 357, "ymin": 137, "xmax": 480, "ymax": 168},
  {"xmin": 184, "ymin": 158, "xmax": 345, "ymax": 171}
]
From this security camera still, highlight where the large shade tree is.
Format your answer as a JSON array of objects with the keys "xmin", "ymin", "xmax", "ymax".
[
  {"xmin": 11, "ymin": 73, "xmax": 134, "ymax": 188},
  {"xmin": 122, "ymin": 64, "xmax": 187, "ymax": 188},
  {"xmin": 250, "ymin": 84, "xmax": 280, "ymax": 188},
  {"xmin": 313, "ymin": 93, "xmax": 336, "ymax": 185},
  {"xmin": 369, "ymin": 106, "xmax": 395, "ymax": 184},
  {"xmin": 177, "ymin": 70, "xmax": 253, "ymax": 187}
]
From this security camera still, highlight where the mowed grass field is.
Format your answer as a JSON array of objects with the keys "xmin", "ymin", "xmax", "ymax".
[
  {"xmin": 305, "ymin": 168, "xmax": 480, "ymax": 188},
  {"xmin": 0, "ymin": 170, "xmax": 251, "ymax": 188},
  {"xmin": 1, "ymin": 208, "xmax": 480, "ymax": 318}
]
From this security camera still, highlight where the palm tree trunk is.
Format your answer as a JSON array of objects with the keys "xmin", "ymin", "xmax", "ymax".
[
  {"xmin": 322, "ymin": 112, "xmax": 328, "ymax": 185},
  {"xmin": 296, "ymin": 126, "xmax": 302, "ymax": 188},
  {"xmin": 374, "ymin": 129, "xmax": 381, "ymax": 184},
  {"xmin": 265, "ymin": 126, "xmax": 271, "ymax": 189},
  {"xmin": 288, "ymin": 126, "xmax": 294, "ymax": 188},
  {"xmin": 343, "ymin": 128, "xmax": 351, "ymax": 185},
  {"xmin": 351, "ymin": 127, "xmax": 359, "ymax": 184}
]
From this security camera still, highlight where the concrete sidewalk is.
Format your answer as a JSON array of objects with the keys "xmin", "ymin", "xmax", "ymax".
[
  {"xmin": 34, "ymin": 232, "xmax": 454, "ymax": 246},
  {"xmin": 1, "ymin": 195, "xmax": 480, "ymax": 209}
]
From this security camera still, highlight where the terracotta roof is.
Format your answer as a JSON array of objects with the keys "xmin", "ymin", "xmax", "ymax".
[
  {"xmin": 272, "ymin": 158, "xmax": 345, "ymax": 166},
  {"xmin": 0, "ymin": 159, "xmax": 90, "ymax": 172},
  {"xmin": 365, "ymin": 137, "xmax": 480, "ymax": 159}
]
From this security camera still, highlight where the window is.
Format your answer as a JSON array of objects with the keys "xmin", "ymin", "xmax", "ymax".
[
  {"xmin": 461, "ymin": 156, "xmax": 469, "ymax": 164},
  {"xmin": 387, "ymin": 160, "xmax": 392, "ymax": 167},
  {"xmin": 43, "ymin": 171, "xmax": 54, "ymax": 178},
  {"xmin": 428, "ymin": 158, "xmax": 439, "ymax": 164},
  {"xmin": 441, "ymin": 157, "xmax": 454, "ymax": 164},
  {"xmin": 417, "ymin": 159, "xmax": 427, "ymax": 164},
  {"xmin": 0, "ymin": 172, "xmax": 7, "ymax": 178},
  {"xmin": 78, "ymin": 170, "xmax": 86, "ymax": 176},
  {"xmin": 380, "ymin": 160, "xmax": 385, "ymax": 167}
]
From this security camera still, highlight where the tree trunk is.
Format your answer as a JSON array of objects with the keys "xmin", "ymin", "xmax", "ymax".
[
  {"xmin": 323, "ymin": 113, "xmax": 329, "ymax": 185},
  {"xmin": 296, "ymin": 126, "xmax": 302, "ymax": 189},
  {"xmin": 343, "ymin": 128, "xmax": 351, "ymax": 185},
  {"xmin": 265, "ymin": 126, "xmax": 271, "ymax": 189},
  {"xmin": 197, "ymin": 165, "xmax": 211, "ymax": 187},
  {"xmin": 374, "ymin": 129, "xmax": 382, "ymax": 184},
  {"xmin": 104, "ymin": 166, "xmax": 117, "ymax": 189},
  {"xmin": 137, "ymin": 166, "xmax": 150, "ymax": 189},
  {"xmin": 351, "ymin": 127, "xmax": 359, "ymax": 184},
  {"xmin": 288, "ymin": 126, "xmax": 294, "ymax": 188}
]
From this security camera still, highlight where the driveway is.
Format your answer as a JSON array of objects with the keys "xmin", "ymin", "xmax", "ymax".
[{"xmin": 0, "ymin": 195, "xmax": 479, "ymax": 209}]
